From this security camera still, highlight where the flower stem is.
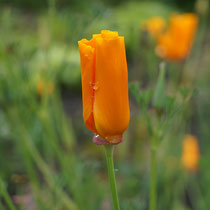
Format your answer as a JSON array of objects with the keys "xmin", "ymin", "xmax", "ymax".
[
  {"xmin": 150, "ymin": 147, "xmax": 157, "ymax": 210},
  {"xmin": 0, "ymin": 176, "xmax": 17, "ymax": 210},
  {"xmin": 104, "ymin": 145, "xmax": 120, "ymax": 210}
]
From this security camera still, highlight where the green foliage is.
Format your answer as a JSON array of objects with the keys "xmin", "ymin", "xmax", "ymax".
[
  {"xmin": 153, "ymin": 63, "xmax": 167, "ymax": 110},
  {"xmin": 129, "ymin": 62, "xmax": 197, "ymax": 150}
]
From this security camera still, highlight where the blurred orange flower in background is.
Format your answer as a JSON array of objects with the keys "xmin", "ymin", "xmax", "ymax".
[
  {"xmin": 37, "ymin": 78, "xmax": 54, "ymax": 96},
  {"xmin": 78, "ymin": 30, "xmax": 130, "ymax": 144},
  {"xmin": 156, "ymin": 13, "xmax": 198, "ymax": 61},
  {"xmin": 181, "ymin": 135, "xmax": 200, "ymax": 172},
  {"xmin": 143, "ymin": 16, "xmax": 166, "ymax": 38}
]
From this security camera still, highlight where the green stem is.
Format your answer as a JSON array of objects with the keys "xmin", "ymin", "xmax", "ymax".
[
  {"xmin": 104, "ymin": 145, "xmax": 120, "ymax": 210},
  {"xmin": 0, "ymin": 177, "xmax": 17, "ymax": 210},
  {"xmin": 190, "ymin": 174, "xmax": 207, "ymax": 210},
  {"xmin": 150, "ymin": 147, "xmax": 157, "ymax": 210}
]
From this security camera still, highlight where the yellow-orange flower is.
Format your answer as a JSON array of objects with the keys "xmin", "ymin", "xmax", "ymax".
[
  {"xmin": 78, "ymin": 30, "xmax": 130, "ymax": 144},
  {"xmin": 37, "ymin": 78, "xmax": 54, "ymax": 96},
  {"xmin": 156, "ymin": 13, "xmax": 198, "ymax": 61},
  {"xmin": 144, "ymin": 16, "xmax": 166, "ymax": 38},
  {"xmin": 181, "ymin": 135, "xmax": 200, "ymax": 172}
]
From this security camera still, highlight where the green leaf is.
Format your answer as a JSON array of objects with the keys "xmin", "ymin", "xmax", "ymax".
[
  {"xmin": 129, "ymin": 82, "xmax": 154, "ymax": 110},
  {"xmin": 179, "ymin": 87, "xmax": 196, "ymax": 102},
  {"xmin": 129, "ymin": 82, "xmax": 141, "ymax": 106},
  {"xmin": 141, "ymin": 89, "xmax": 154, "ymax": 108},
  {"xmin": 153, "ymin": 62, "xmax": 167, "ymax": 110}
]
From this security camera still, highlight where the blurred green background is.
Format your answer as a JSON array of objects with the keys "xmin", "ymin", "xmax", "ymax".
[{"xmin": 0, "ymin": 0, "xmax": 210, "ymax": 209}]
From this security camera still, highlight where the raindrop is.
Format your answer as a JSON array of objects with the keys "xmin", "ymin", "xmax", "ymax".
[
  {"xmin": 93, "ymin": 82, "xmax": 99, "ymax": 91},
  {"xmin": 89, "ymin": 82, "xmax": 99, "ymax": 91}
]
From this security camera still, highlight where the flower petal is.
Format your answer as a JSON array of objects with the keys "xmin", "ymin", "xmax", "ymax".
[
  {"xmin": 78, "ymin": 40, "xmax": 97, "ymax": 133},
  {"xmin": 93, "ymin": 33, "xmax": 130, "ymax": 141}
]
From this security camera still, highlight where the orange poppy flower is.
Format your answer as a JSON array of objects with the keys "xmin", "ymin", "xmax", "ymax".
[
  {"xmin": 144, "ymin": 16, "xmax": 166, "ymax": 38},
  {"xmin": 78, "ymin": 30, "xmax": 130, "ymax": 144},
  {"xmin": 181, "ymin": 135, "xmax": 200, "ymax": 172},
  {"xmin": 156, "ymin": 13, "xmax": 198, "ymax": 61},
  {"xmin": 37, "ymin": 78, "xmax": 54, "ymax": 96}
]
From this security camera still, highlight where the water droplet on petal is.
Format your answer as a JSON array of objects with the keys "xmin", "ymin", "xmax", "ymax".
[
  {"xmin": 93, "ymin": 82, "xmax": 99, "ymax": 91},
  {"xmin": 89, "ymin": 82, "xmax": 99, "ymax": 91}
]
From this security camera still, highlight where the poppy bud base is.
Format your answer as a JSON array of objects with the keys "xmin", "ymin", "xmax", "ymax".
[{"xmin": 93, "ymin": 134, "xmax": 124, "ymax": 145}]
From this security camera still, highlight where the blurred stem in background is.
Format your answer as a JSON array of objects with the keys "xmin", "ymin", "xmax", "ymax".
[
  {"xmin": 150, "ymin": 146, "xmax": 157, "ymax": 210},
  {"xmin": 149, "ymin": 63, "xmax": 166, "ymax": 210},
  {"xmin": 7, "ymin": 106, "xmax": 78, "ymax": 210},
  {"xmin": 48, "ymin": 0, "xmax": 56, "ymax": 15},
  {"xmin": 48, "ymin": 0, "xmax": 56, "ymax": 39},
  {"xmin": 0, "ymin": 177, "xmax": 17, "ymax": 210},
  {"xmin": 104, "ymin": 145, "xmax": 120, "ymax": 210},
  {"xmin": 130, "ymin": 62, "xmax": 187, "ymax": 210},
  {"xmin": 188, "ymin": 174, "xmax": 207, "ymax": 210}
]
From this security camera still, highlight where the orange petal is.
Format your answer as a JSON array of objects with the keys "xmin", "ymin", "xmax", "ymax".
[
  {"xmin": 181, "ymin": 135, "xmax": 200, "ymax": 172},
  {"xmin": 93, "ymin": 33, "xmax": 130, "ymax": 141},
  {"xmin": 78, "ymin": 40, "xmax": 97, "ymax": 133},
  {"xmin": 145, "ymin": 16, "xmax": 166, "ymax": 38},
  {"xmin": 156, "ymin": 13, "xmax": 198, "ymax": 61}
]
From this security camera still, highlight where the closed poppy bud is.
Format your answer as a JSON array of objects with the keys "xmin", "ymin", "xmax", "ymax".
[
  {"xmin": 37, "ymin": 78, "xmax": 54, "ymax": 96},
  {"xmin": 156, "ymin": 13, "xmax": 198, "ymax": 61},
  {"xmin": 78, "ymin": 30, "xmax": 130, "ymax": 144},
  {"xmin": 143, "ymin": 16, "xmax": 166, "ymax": 38},
  {"xmin": 37, "ymin": 78, "xmax": 45, "ymax": 96},
  {"xmin": 181, "ymin": 135, "xmax": 200, "ymax": 172}
]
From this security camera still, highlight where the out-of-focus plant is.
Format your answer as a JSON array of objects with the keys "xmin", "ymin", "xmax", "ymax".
[
  {"xmin": 142, "ymin": 12, "xmax": 200, "ymax": 95},
  {"xmin": 195, "ymin": 0, "xmax": 209, "ymax": 17},
  {"xmin": 142, "ymin": 16, "xmax": 166, "ymax": 38},
  {"xmin": 130, "ymin": 62, "xmax": 194, "ymax": 210},
  {"xmin": 156, "ymin": 13, "xmax": 198, "ymax": 61},
  {"xmin": 144, "ymin": 13, "xmax": 198, "ymax": 61},
  {"xmin": 181, "ymin": 135, "xmax": 200, "ymax": 172},
  {"xmin": 36, "ymin": 77, "xmax": 54, "ymax": 96},
  {"xmin": 0, "ymin": 6, "xmax": 108, "ymax": 209}
]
